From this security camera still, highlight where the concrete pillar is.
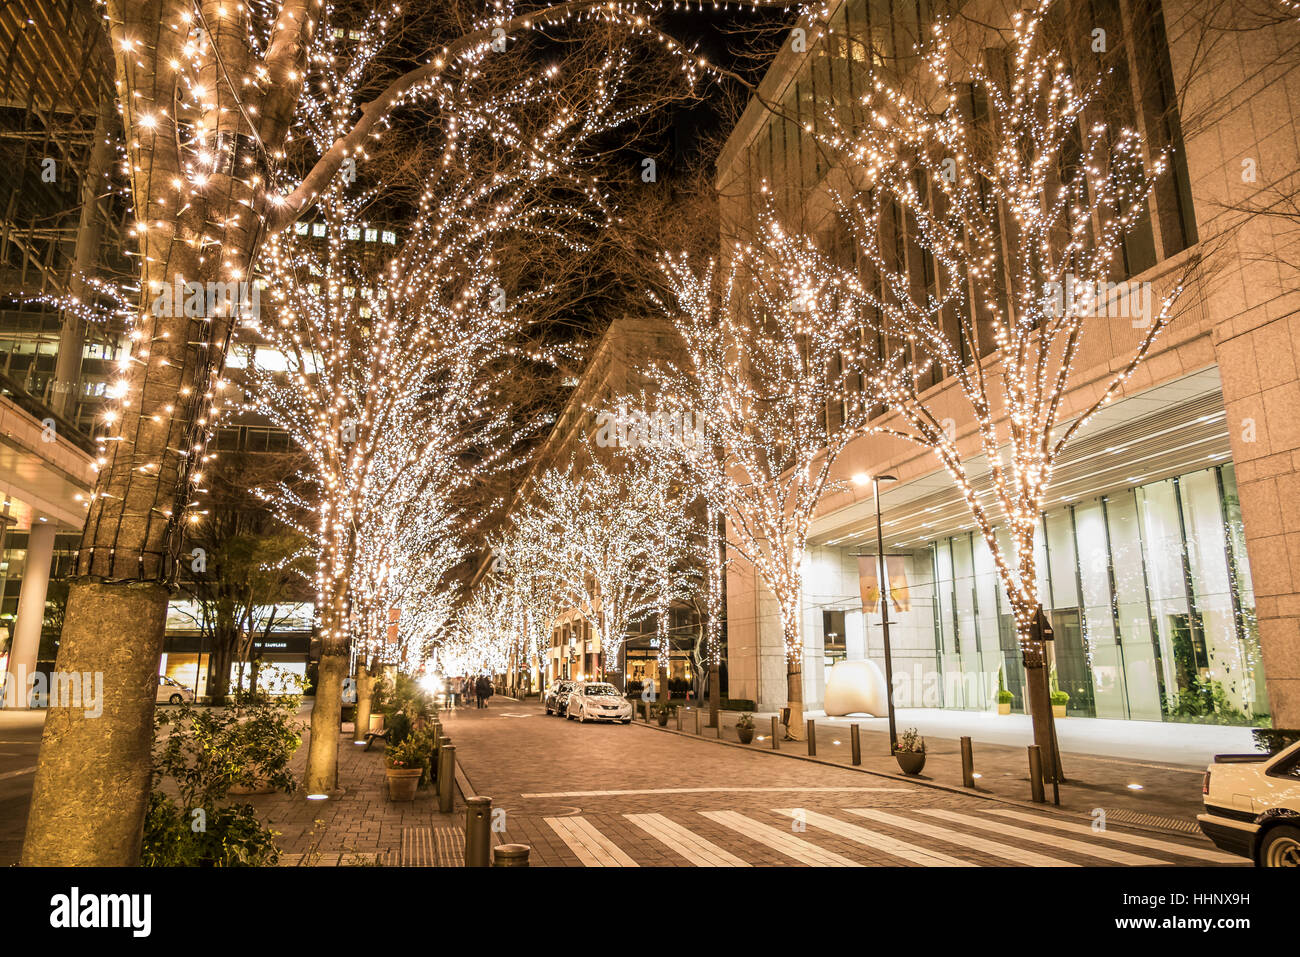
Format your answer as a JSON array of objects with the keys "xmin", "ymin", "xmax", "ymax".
[
  {"xmin": 8, "ymin": 522, "xmax": 57, "ymax": 707},
  {"xmin": 52, "ymin": 100, "xmax": 114, "ymax": 419}
]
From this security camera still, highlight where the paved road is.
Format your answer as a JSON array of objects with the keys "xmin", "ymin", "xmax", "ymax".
[
  {"xmin": 0, "ymin": 710, "xmax": 44, "ymax": 865},
  {"xmin": 444, "ymin": 700, "xmax": 1241, "ymax": 867}
]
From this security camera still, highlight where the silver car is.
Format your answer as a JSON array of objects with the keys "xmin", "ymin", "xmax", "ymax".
[{"xmin": 566, "ymin": 681, "xmax": 633, "ymax": 724}]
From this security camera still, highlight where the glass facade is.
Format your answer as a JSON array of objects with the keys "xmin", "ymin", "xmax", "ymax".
[{"xmin": 892, "ymin": 464, "xmax": 1268, "ymax": 725}]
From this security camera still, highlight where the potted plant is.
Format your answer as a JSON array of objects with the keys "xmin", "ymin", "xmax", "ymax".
[
  {"xmin": 893, "ymin": 727, "xmax": 926, "ymax": 775},
  {"xmin": 1050, "ymin": 668, "xmax": 1069, "ymax": 718},
  {"xmin": 735, "ymin": 713, "xmax": 755, "ymax": 744},
  {"xmin": 997, "ymin": 668, "xmax": 1013, "ymax": 715},
  {"xmin": 651, "ymin": 703, "xmax": 677, "ymax": 727},
  {"xmin": 384, "ymin": 732, "xmax": 429, "ymax": 801}
]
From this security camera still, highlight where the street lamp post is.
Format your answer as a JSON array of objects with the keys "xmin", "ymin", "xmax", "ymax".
[{"xmin": 873, "ymin": 474, "xmax": 899, "ymax": 752}]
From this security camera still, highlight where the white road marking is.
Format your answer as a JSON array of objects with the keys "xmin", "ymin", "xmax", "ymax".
[
  {"xmin": 0, "ymin": 766, "xmax": 36, "ymax": 782},
  {"xmin": 774, "ymin": 808, "xmax": 975, "ymax": 867},
  {"xmin": 977, "ymin": 808, "xmax": 1244, "ymax": 865},
  {"xmin": 914, "ymin": 808, "xmax": 1166, "ymax": 866},
  {"xmin": 544, "ymin": 816, "xmax": 638, "ymax": 867},
  {"xmin": 520, "ymin": 786, "xmax": 910, "ymax": 798},
  {"xmin": 625, "ymin": 813, "xmax": 751, "ymax": 866},
  {"xmin": 700, "ymin": 810, "xmax": 862, "ymax": 866},
  {"xmin": 845, "ymin": 808, "xmax": 1080, "ymax": 867}
]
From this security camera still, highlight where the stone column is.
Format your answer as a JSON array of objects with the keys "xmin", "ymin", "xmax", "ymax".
[
  {"xmin": 8, "ymin": 522, "xmax": 57, "ymax": 707},
  {"xmin": 52, "ymin": 100, "xmax": 114, "ymax": 419}
]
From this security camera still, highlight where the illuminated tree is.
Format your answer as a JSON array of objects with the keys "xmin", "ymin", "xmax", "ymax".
[
  {"xmin": 723, "ymin": 0, "xmax": 1199, "ymax": 760},
  {"xmin": 24, "ymin": 0, "xmax": 721, "ymax": 863},
  {"xmin": 645, "ymin": 226, "xmax": 883, "ymax": 739}
]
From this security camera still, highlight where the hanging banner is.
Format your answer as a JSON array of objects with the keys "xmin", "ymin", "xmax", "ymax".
[
  {"xmin": 857, "ymin": 555, "xmax": 911, "ymax": 613},
  {"xmin": 386, "ymin": 606, "xmax": 401, "ymax": 644}
]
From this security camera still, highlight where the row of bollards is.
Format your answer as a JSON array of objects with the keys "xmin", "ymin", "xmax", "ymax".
[
  {"xmin": 659, "ymin": 705, "xmax": 1059, "ymax": 806},
  {"xmin": 463, "ymin": 795, "xmax": 531, "ymax": 866}
]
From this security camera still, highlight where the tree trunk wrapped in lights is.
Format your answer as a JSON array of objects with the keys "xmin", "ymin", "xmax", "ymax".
[{"xmin": 25, "ymin": 0, "xmax": 720, "ymax": 862}]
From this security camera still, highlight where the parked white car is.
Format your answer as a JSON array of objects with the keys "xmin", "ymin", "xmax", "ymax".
[
  {"xmin": 156, "ymin": 674, "xmax": 195, "ymax": 705},
  {"xmin": 566, "ymin": 682, "xmax": 633, "ymax": 724},
  {"xmin": 1198, "ymin": 738, "xmax": 1300, "ymax": 867}
]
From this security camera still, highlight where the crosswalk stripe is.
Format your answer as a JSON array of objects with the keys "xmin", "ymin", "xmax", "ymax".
[
  {"xmin": 544, "ymin": 816, "xmax": 639, "ymax": 867},
  {"xmin": 845, "ymin": 808, "xmax": 1080, "ymax": 867},
  {"xmin": 977, "ymin": 808, "xmax": 1243, "ymax": 865},
  {"xmin": 914, "ymin": 808, "xmax": 1165, "ymax": 866},
  {"xmin": 774, "ymin": 809, "xmax": 976, "ymax": 867},
  {"xmin": 700, "ymin": 810, "xmax": 862, "ymax": 867},
  {"xmin": 625, "ymin": 813, "xmax": 752, "ymax": 866}
]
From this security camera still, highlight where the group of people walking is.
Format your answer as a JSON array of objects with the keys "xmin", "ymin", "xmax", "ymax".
[{"xmin": 447, "ymin": 674, "xmax": 494, "ymax": 710}]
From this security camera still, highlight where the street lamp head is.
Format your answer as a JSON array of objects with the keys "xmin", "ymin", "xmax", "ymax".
[{"xmin": 875, "ymin": 474, "xmax": 898, "ymax": 483}]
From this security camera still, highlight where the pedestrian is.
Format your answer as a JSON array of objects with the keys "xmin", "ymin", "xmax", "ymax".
[{"xmin": 476, "ymin": 674, "xmax": 490, "ymax": 709}]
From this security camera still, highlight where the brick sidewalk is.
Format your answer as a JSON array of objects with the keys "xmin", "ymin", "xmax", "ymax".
[
  {"xmin": 245, "ymin": 716, "xmax": 468, "ymax": 866},
  {"xmin": 644, "ymin": 705, "xmax": 1209, "ymax": 832}
]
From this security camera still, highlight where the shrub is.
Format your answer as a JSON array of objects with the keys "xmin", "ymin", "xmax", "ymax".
[
  {"xmin": 894, "ymin": 727, "xmax": 925, "ymax": 754},
  {"xmin": 735, "ymin": 713, "xmax": 755, "ymax": 731},
  {"xmin": 144, "ymin": 688, "xmax": 300, "ymax": 866},
  {"xmin": 141, "ymin": 793, "xmax": 280, "ymax": 867},
  {"xmin": 386, "ymin": 729, "xmax": 433, "ymax": 773}
]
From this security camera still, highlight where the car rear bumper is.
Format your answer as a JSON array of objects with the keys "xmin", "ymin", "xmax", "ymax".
[{"xmin": 1196, "ymin": 812, "xmax": 1255, "ymax": 859}]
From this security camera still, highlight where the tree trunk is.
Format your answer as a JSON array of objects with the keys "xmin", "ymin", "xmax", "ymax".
[
  {"xmin": 353, "ymin": 661, "xmax": 372, "ymax": 744},
  {"xmin": 785, "ymin": 656, "xmax": 805, "ymax": 741},
  {"xmin": 782, "ymin": 609, "xmax": 805, "ymax": 740},
  {"xmin": 206, "ymin": 625, "xmax": 237, "ymax": 703},
  {"xmin": 1018, "ymin": 618, "xmax": 1064, "ymax": 783},
  {"xmin": 21, "ymin": 582, "xmax": 170, "ymax": 865},
  {"xmin": 305, "ymin": 653, "xmax": 347, "ymax": 794},
  {"xmin": 708, "ymin": 661, "xmax": 721, "ymax": 728}
]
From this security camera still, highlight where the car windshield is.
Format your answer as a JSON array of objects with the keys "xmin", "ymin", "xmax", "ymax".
[
  {"xmin": 558, "ymin": 683, "xmax": 574, "ymax": 691},
  {"xmin": 585, "ymin": 685, "xmax": 618, "ymax": 696}
]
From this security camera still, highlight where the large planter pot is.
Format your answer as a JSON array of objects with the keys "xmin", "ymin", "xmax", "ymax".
[
  {"xmin": 736, "ymin": 726, "xmax": 755, "ymax": 745},
  {"xmin": 894, "ymin": 750, "xmax": 926, "ymax": 775},
  {"xmin": 1052, "ymin": 703, "xmax": 1068, "ymax": 718},
  {"xmin": 998, "ymin": 702, "xmax": 1011, "ymax": 715},
  {"xmin": 386, "ymin": 767, "xmax": 422, "ymax": 801},
  {"xmin": 656, "ymin": 712, "xmax": 670, "ymax": 727}
]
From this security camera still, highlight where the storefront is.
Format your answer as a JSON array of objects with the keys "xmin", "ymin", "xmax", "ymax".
[{"xmin": 812, "ymin": 460, "xmax": 1268, "ymax": 727}]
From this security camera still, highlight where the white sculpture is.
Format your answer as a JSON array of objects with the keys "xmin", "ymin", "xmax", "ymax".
[{"xmin": 823, "ymin": 659, "xmax": 889, "ymax": 716}]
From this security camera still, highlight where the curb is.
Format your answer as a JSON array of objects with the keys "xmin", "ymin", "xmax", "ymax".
[{"xmin": 628, "ymin": 718, "xmax": 1209, "ymax": 842}]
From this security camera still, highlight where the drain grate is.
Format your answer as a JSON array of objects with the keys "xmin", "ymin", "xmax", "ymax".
[{"xmin": 1104, "ymin": 808, "xmax": 1200, "ymax": 834}]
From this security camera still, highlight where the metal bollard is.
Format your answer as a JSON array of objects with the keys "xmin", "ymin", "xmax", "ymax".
[
  {"xmin": 438, "ymin": 744, "xmax": 456, "ymax": 813},
  {"xmin": 464, "ymin": 796, "xmax": 492, "ymax": 867},
  {"xmin": 770, "ymin": 716, "xmax": 780, "ymax": 750},
  {"xmin": 960, "ymin": 736, "xmax": 975, "ymax": 788},
  {"xmin": 492, "ymin": 843, "xmax": 530, "ymax": 867},
  {"xmin": 851, "ymin": 724, "xmax": 861, "ymax": 766},
  {"xmin": 694, "ymin": 709, "xmax": 700, "ymax": 735},
  {"xmin": 675, "ymin": 708, "xmax": 682, "ymax": 731},
  {"xmin": 1028, "ymin": 745, "xmax": 1045, "ymax": 803},
  {"xmin": 807, "ymin": 719, "xmax": 817, "ymax": 756}
]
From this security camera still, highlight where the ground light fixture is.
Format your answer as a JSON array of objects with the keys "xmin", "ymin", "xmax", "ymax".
[{"xmin": 306, "ymin": 794, "xmax": 329, "ymax": 801}]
